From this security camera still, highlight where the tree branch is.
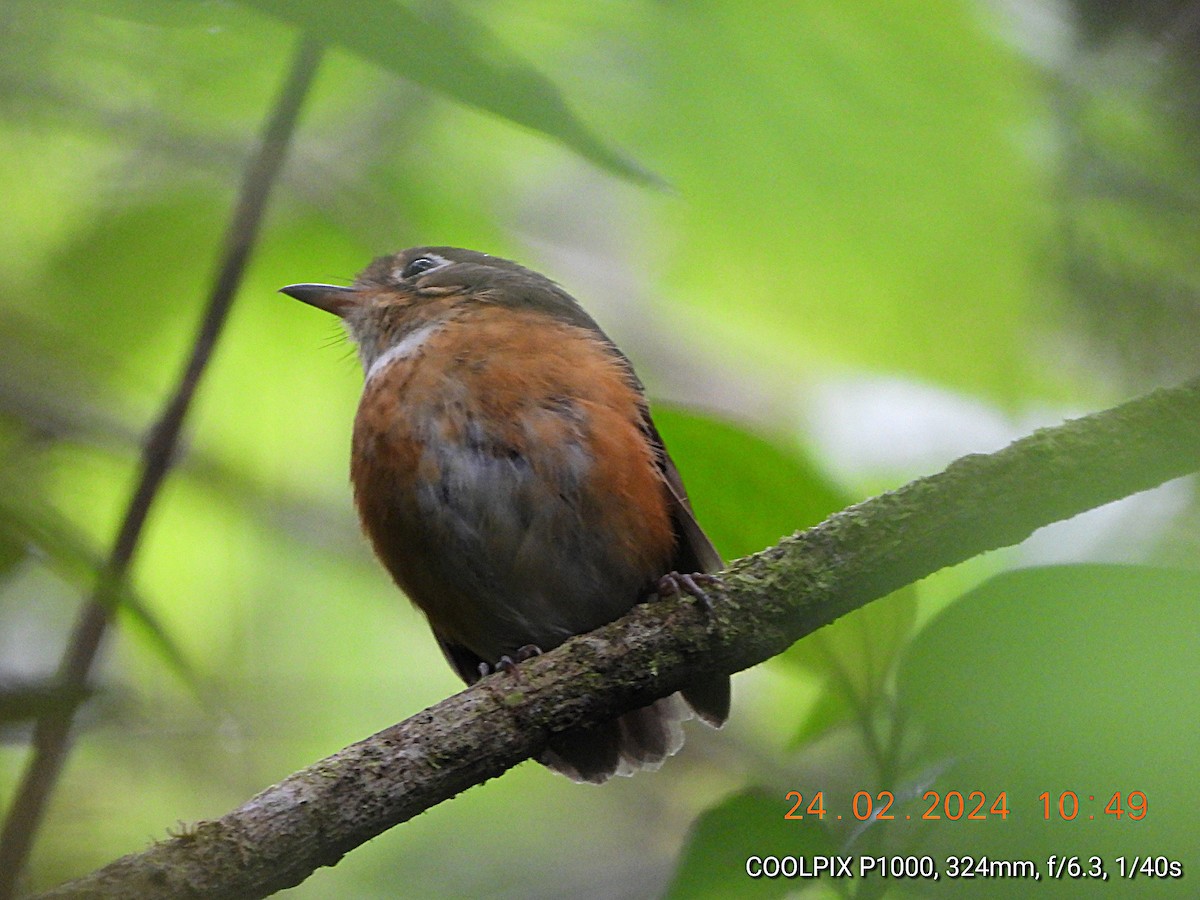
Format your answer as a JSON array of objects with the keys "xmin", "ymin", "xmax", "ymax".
[
  {"xmin": 0, "ymin": 35, "xmax": 324, "ymax": 900},
  {"xmin": 36, "ymin": 377, "xmax": 1200, "ymax": 899}
]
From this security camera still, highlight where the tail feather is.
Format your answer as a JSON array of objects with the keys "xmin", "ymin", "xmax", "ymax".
[
  {"xmin": 615, "ymin": 698, "xmax": 686, "ymax": 764},
  {"xmin": 681, "ymin": 674, "xmax": 731, "ymax": 728},
  {"xmin": 540, "ymin": 693, "xmax": 693, "ymax": 783},
  {"xmin": 540, "ymin": 721, "xmax": 624, "ymax": 784}
]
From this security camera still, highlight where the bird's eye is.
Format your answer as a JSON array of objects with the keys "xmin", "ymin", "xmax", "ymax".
[{"xmin": 402, "ymin": 256, "xmax": 442, "ymax": 279}]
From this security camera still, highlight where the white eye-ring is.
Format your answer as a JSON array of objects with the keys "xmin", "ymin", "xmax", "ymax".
[{"xmin": 396, "ymin": 253, "xmax": 448, "ymax": 281}]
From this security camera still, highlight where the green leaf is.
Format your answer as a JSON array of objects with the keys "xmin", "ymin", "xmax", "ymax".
[
  {"xmin": 239, "ymin": 0, "xmax": 653, "ymax": 184},
  {"xmin": 652, "ymin": 406, "xmax": 848, "ymax": 561},
  {"xmin": 664, "ymin": 789, "xmax": 840, "ymax": 900},
  {"xmin": 786, "ymin": 682, "xmax": 853, "ymax": 749},
  {"xmin": 895, "ymin": 564, "xmax": 1200, "ymax": 888},
  {"xmin": 51, "ymin": 0, "xmax": 250, "ymax": 29}
]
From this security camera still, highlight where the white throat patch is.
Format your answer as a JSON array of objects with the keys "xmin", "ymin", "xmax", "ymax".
[{"xmin": 364, "ymin": 322, "xmax": 441, "ymax": 383}]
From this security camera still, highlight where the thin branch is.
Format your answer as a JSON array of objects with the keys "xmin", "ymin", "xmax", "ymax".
[
  {"xmin": 0, "ymin": 35, "xmax": 324, "ymax": 899},
  {"xmin": 35, "ymin": 376, "xmax": 1200, "ymax": 899}
]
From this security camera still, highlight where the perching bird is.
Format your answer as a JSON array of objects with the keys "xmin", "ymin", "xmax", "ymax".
[{"xmin": 281, "ymin": 247, "xmax": 729, "ymax": 782}]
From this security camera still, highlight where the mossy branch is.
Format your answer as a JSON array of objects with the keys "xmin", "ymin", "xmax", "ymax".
[{"xmin": 37, "ymin": 376, "xmax": 1200, "ymax": 899}]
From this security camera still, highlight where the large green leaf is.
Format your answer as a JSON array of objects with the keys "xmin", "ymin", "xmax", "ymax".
[
  {"xmin": 241, "ymin": 0, "xmax": 652, "ymax": 183},
  {"xmin": 652, "ymin": 405, "xmax": 847, "ymax": 562},
  {"xmin": 894, "ymin": 564, "xmax": 1200, "ymax": 895}
]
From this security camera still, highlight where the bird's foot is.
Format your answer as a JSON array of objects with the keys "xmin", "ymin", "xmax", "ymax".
[
  {"xmin": 656, "ymin": 571, "xmax": 719, "ymax": 613},
  {"xmin": 478, "ymin": 644, "xmax": 544, "ymax": 678}
]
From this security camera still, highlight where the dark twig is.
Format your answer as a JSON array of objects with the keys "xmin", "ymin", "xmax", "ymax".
[
  {"xmin": 33, "ymin": 375, "xmax": 1200, "ymax": 900},
  {"xmin": 0, "ymin": 35, "xmax": 324, "ymax": 898}
]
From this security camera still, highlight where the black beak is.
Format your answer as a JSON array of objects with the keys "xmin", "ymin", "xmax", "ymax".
[{"xmin": 279, "ymin": 283, "xmax": 359, "ymax": 317}]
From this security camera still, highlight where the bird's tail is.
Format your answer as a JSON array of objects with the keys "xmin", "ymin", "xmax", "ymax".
[{"xmin": 540, "ymin": 675, "xmax": 729, "ymax": 783}]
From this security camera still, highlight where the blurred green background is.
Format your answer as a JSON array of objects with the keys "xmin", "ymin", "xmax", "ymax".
[{"xmin": 2, "ymin": 0, "xmax": 1198, "ymax": 897}]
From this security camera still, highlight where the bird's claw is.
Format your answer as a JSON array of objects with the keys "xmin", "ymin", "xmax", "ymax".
[
  {"xmin": 479, "ymin": 644, "xmax": 543, "ymax": 678},
  {"xmin": 656, "ymin": 571, "xmax": 719, "ymax": 613}
]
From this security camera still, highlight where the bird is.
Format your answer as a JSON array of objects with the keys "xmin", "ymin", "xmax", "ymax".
[{"xmin": 280, "ymin": 246, "xmax": 729, "ymax": 783}]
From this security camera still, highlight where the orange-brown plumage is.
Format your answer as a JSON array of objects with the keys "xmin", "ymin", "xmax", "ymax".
[{"xmin": 282, "ymin": 247, "xmax": 728, "ymax": 782}]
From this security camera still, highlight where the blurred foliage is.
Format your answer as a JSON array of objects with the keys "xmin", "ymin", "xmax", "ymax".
[
  {"xmin": 1055, "ymin": 0, "xmax": 1200, "ymax": 383},
  {"xmin": 894, "ymin": 565, "xmax": 1200, "ymax": 896},
  {"xmin": 1, "ymin": 0, "xmax": 1198, "ymax": 897},
  {"xmin": 665, "ymin": 790, "xmax": 839, "ymax": 900}
]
